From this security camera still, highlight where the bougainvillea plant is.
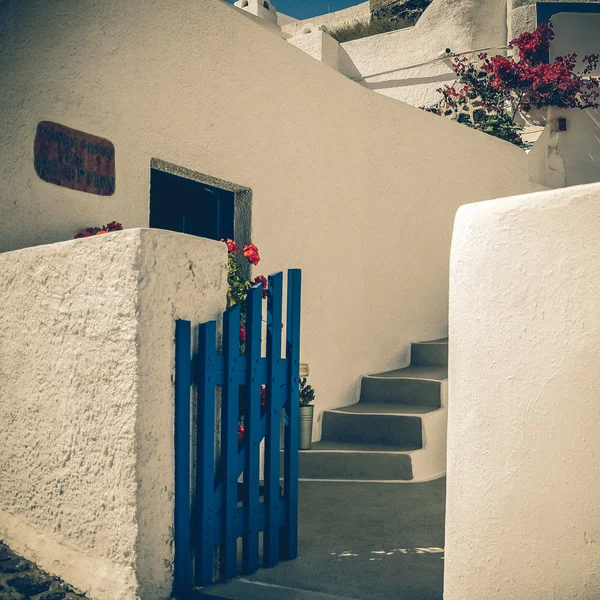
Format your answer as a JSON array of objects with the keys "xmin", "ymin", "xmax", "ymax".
[
  {"xmin": 222, "ymin": 239, "xmax": 266, "ymax": 311},
  {"xmin": 74, "ymin": 221, "xmax": 123, "ymax": 238},
  {"xmin": 424, "ymin": 22, "xmax": 599, "ymax": 147},
  {"xmin": 221, "ymin": 238, "xmax": 269, "ymax": 442}
]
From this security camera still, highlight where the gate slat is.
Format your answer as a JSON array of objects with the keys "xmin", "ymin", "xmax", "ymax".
[
  {"xmin": 282, "ymin": 269, "xmax": 301, "ymax": 560},
  {"xmin": 221, "ymin": 305, "xmax": 241, "ymax": 580},
  {"xmin": 195, "ymin": 320, "xmax": 217, "ymax": 587},
  {"xmin": 243, "ymin": 284, "xmax": 263, "ymax": 574},
  {"xmin": 264, "ymin": 272, "xmax": 283, "ymax": 567},
  {"xmin": 176, "ymin": 270, "xmax": 301, "ymax": 592},
  {"xmin": 174, "ymin": 320, "xmax": 192, "ymax": 595}
]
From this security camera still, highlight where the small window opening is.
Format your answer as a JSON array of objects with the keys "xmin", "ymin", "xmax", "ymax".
[
  {"xmin": 263, "ymin": 1, "xmax": 270, "ymax": 9},
  {"xmin": 241, "ymin": 0, "xmax": 248, "ymax": 7},
  {"xmin": 150, "ymin": 169, "xmax": 234, "ymax": 241}
]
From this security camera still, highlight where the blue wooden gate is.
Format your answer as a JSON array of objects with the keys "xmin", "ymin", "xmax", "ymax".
[{"xmin": 173, "ymin": 270, "xmax": 301, "ymax": 596}]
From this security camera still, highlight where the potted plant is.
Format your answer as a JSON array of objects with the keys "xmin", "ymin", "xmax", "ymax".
[{"xmin": 299, "ymin": 377, "xmax": 315, "ymax": 450}]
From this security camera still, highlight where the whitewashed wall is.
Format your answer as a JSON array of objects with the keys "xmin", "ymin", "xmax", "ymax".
[
  {"xmin": 0, "ymin": 0, "xmax": 542, "ymax": 439},
  {"xmin": 445, "ymin": 182, "xmax": 600, "ymax": 599},
  {"xmin": 508, "ymin": 0, "xmax": 600, "ymax": 40},
  {"xmin": 529, "ymin": 107, "xmax": 600, "ymax": 188},
  {"xmin": 340, "ymin": 0, "xmax": 508, "ymax": 107},
  {"xmin": 0, "ymin": 230, "xmax": 227, "ymax": 600}
]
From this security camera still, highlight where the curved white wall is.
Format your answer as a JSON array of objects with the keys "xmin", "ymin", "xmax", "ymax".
[
  {"xmin": 445, "ymin": 182, "xmax": 600, "ymax": 599},
  {"xmin": 0, "ymin": 0, "xmax": 541, "ymax": 438}
]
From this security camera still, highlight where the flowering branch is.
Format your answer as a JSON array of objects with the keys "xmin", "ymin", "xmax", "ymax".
[
  {"xmin": 74, "ymin": 221, "xmax": 123, "ymax": 238},
  {"xmin": 423, "ymin": 22, "xmax": 600, "ymax": 147}
]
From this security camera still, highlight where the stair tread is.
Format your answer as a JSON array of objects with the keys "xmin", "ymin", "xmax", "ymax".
[
  {"xmin": 302, "ymin": 440, "xmax": 419, "ymax": 453},
  {"xmin": 366, "ymin": 364, "xmax": 448, "ymax": 381},
  {"xmin": 327, "ymin": 403, "xmax": 437, "ymax": 415},
  {"xmin": 414, "ymin": 337, "xmax": 448, "ymax": 345}
]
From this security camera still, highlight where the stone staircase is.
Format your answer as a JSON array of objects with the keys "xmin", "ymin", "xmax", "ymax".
[{"xmin": 299, "ymin": 338, "xmax": 448, "ymax": 482}]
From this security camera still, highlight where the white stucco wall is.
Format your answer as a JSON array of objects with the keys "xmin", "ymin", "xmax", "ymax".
[
  {"xmin": 287, "ymin": 28, "xmax": 356, "ymax": 73},
  {"xmin": 445, "ymin": 182, "xmax": 600, "ymax": 599},
  {"xmin": 0, "ymin": 0, "xmax": 542, "ymax": 441},
  {"xmin": 234, "ymin": 0, "xmax": 278, "ymax": 25},
  {"xmin": 340, "ymin": 0, "xmax": 508, "ymax": 107},
  {"xmin": 529, "ymin": 107, "xmax": 600, "ymax": 188},
  {"xmin": 0, "ymin": 229, "xmax": 227, "ymax": 599},
  {"xmin": 508, "ymin": 0, "xmax": 600, "ymax": 40}
]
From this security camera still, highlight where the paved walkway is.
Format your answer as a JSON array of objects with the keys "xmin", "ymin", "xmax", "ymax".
[
  {"xmin": 0, "ymin": 541, "xmax": 88, "ymax": 600},
  {"xmin": 202, "ymin": 477, "xmax": 446, "ymax": 600},
  {"xmin": 2, "ymin": 478, "xmax": 445, "ymax": 600}
]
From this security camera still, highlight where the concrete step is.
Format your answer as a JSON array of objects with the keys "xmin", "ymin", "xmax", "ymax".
[
  {"xmin": 360, "ymin": 365, "xmax": 447, "ymax": 407},
  {"xmin": 299, "ymin": 441, "xmax": 415, "ymax": 481},
  {"xmin": 321, "ymin": 403, "xmax": 436, "ymax": 447},
  {"xmin": 410, "ymin": 338, "xmax": 448, "ymax": 367}
]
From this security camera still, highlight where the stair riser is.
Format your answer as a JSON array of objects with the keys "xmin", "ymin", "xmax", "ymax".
[
  {"xmin": 360, "ymin": 378, "xmax": 442, "ymax": 407},
  {"xmin": 411, "ymin": 343, "xmax": 448, "ymax": 367},
  {"xmin": 322, "ymin": 412, "xmax": 422, "ymax": 447},
  {"xmin": 299, "ymin": 451, "xmax": 413, "ymax": 481}
]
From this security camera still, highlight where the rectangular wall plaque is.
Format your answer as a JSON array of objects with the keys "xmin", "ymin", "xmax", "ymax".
[{"xmin": 34, "ymin": 121, "xmax": 115, "ymax": 196}]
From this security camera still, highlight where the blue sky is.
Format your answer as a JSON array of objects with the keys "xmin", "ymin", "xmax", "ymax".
[{"xmin": 226, "ymin": 0, "xmax": 364, "ymax": 20}]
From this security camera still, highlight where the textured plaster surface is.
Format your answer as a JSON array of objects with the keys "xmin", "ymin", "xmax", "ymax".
[
  {"xmin": 508, "ymin": 0, "xmax": 600, "ymax": 39},
  {"xmin": 0, "ymin": 0, "xmax": 541, "ymax": 441},
  {"xmin": 507, "ymin": 4, "xmax": 537, "ymax": 40},
  {"xmin": 134, "ymin": 230, "xmax": 227, "ymax": 599},
  {"xmin": 341, "ymin": 0, "xmax": 508, "ymax": 107},
  {"xmin": 529, "ymin": 107, "xmax": 600, "ymax": 188},
  {"xmin": 0, "ymin": 229, "xmax": 227, "ymax": 599},
  {"xmin": 287, "ymin": 30, "xmax": 356, "ymax": 73},
  {"xmin": 445, "ymin": 182, "xmax": 600, "ymax": 599}
]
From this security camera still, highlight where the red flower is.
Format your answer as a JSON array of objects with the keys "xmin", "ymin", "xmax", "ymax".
[
  {"xmin": 239, "ymin": 324, "xmax": 246, "ymax": 343},
  {"xmin": 238, "ymin": 425, "xmax": 245, "ymax": 444},
  {"xmin": 242, "ymin": 243, "xmax": 260, "ymax": 265},
  {"xmin": 221, "ymin": 238, "xmax": 238, "ymax": 254},
  {"xmin": 254, "ymin": 275, "xmax": 268, "ymax": 299},
  {"xmin": 74, "ymin": 222, "xmax": 122, "ymax": 239}
]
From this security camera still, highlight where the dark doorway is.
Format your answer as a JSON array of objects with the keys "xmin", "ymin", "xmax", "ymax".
[{"xmin": 150, "ymin": 168, "xmax": 235, "ymax": 241}]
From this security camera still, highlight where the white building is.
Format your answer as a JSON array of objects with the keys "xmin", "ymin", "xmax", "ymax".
[{"xmin": 0, "ymin": 0, "xmax": 599, "ymax": 598}]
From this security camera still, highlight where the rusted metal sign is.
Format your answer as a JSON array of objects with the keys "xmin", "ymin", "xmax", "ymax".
[{"xmin": 34, "ymin": 121, "xmax": 115, "ymax": 196}]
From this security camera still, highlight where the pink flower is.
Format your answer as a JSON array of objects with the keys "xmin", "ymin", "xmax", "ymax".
[
  {"xmin": 260, "ymin": 385, "xmax": 266, "ymax": 408},
  {"xmin": 239, "ymin": 324, "xmax": 246, "ymax": 343},
  {"xmin": 254, "ymin": 275, "xmax": 268, "ymax": 299}
]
